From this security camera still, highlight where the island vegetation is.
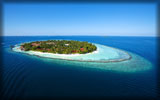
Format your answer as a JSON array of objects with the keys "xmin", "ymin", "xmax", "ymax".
[{"xmin": 20, "ymin": 40, "xmax": 97, "ymax": 54}]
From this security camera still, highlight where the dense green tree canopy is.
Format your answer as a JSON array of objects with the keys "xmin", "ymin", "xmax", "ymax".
[{"xmin": 20, "ymin": 40, "xmax": 97, "ymax": 54}]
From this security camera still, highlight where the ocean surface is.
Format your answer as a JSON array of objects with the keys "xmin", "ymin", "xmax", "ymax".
[{"xmin": 0, "ymin": 36, "xmax": 158, "ymax": 99}]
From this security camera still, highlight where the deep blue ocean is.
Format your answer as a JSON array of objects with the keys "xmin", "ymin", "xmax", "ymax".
[{"xmin": 0, "ymin": 36, "xmax": 158, "ymax": 99}]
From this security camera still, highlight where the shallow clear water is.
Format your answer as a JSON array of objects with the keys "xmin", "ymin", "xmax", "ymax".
[{"xmin": 1, "ymin": 36, "xmax": 158, "ymax": 99}]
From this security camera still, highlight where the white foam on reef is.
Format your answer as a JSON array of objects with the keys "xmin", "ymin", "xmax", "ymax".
[{"xmin": 12, "ymin": 43, "xmax": 131, "ymax": 62}]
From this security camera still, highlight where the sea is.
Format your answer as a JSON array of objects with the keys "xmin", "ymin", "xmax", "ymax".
[{"xmin": 0, "ymin": 36, "xmax": 158, "ymax": 99}]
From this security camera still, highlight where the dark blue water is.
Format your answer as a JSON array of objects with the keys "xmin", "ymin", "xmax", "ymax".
[{"xmin": 0, "ymin": 36, "xmax": 158, "ymax": 99}]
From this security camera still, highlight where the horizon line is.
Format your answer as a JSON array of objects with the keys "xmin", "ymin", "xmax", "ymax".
[{"xmin": 1, "ymin": 35, "xmax": 159, "ymax": 37}]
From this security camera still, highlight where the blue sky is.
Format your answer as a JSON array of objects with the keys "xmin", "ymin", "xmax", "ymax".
[{"xmin": 4, "ymin": 3, "xmax": 157, "ymax": 36}]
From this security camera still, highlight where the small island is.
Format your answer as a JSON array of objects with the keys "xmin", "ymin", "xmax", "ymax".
[
  {"xmin": 12, "ymin": 41, "xmax": 132, "ymax": 63},
  {"xmin": 20, "ymin": 40, "xmax": 97, "ymax": 54}
]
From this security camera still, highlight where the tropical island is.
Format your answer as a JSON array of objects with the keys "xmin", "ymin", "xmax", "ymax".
[
  {"xmin": 12, "ymin": 40, "xmax": 132, "ymax": 63},
  {"xmin": 20, "ymin": 40, "xmax": 97, "ymax": 54}
]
